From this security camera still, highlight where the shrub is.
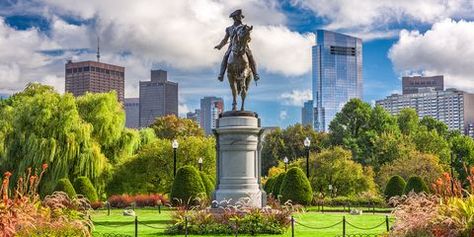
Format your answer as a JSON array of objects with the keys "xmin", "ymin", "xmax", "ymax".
[
  {"xmin": 384, "ymin": 175, "xmax": 406, "ymax": 199},
  {"xmin": 280, "ymin": 167, "xmax": 312, "ymax": 205},
  {"xmin": 264, "ymin": 176, "xmax": 275, "ymax": 194},
  {"xmin": 90, "ymin": 201, "xmax": 103, "ymax": 210},
  {"xmin": 54, "ymin": 178, "xmax": 76, "ymax": 198},
  {"xmin": 74, "ymin": 176, "xmax": 99, "ymax": 202},
  {"xmin": 272, "ymin": 172, "xmax": 286, "ymax": 197},
  {"xmin": 170, "ymin": 166, "xmax": 206, "ymax": 205},
  {"xmin": 107, "ymin": 194, "xmax": 167, "ymax": 208},
  {"xmin": 404, "ymin": 176, "xmax": 429, "ymax": 194},
  {"xmin": 200, "ymin": 172, "xmax": 215, "ymax": 198}
]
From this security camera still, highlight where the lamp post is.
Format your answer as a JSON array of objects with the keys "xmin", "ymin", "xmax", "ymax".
[
  {"xmin": 172, "ymin": 139, "xmax": 179, "ymax": 177},
  {"xmin": 304, "ymin": 137, "xmax": 311, "ymax": 178},
  {"xmin": 283, "ymin": 156, "xmax": 288, "ymax": 172},
  {"xmin": 198, "ymin": 157, "xmax": 203, "ymax": 171}
]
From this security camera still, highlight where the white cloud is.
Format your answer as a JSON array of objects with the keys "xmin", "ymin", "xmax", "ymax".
[
  {"xmin": 178, "ymin": 103, "xmax": 191, "ymax": 118},
  {"xmin": 388, "ymin": 19, "xmax": 474, "ymax": 92},
  {"xmin": 279, "ymin": 110, "xmax": 287, "ymax": 120},
  {"xmin": 291, "ymin": 0, "xmax": 474, "ymax": 39},
  {"xmin": 280, "ymin": 89, "xmax": 311, "ymax": 106}
]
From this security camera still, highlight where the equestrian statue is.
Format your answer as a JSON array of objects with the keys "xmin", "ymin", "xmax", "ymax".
[{"xmin": 214, "ymin": 9, "xmax": 259, "ymax": 111}]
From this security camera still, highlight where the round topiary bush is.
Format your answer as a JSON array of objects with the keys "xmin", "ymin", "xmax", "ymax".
[
  {"xmin": 272, "ymin": 172, "xmax": 286, "ymax": 197},
  {"xmin": 384, "ymin": 175, "xmax": 406, "ymax": 199},
  {"xmin": 74, "ymin": 176, "xmax": 98, "ymax": 202},
  {"xmin": 170, "ymin": 166, "xmax": 206, "ymax": 205},
  {"xmin": 404, "ymin": 176, "xmax": 429, "ymax": 194},
  {"xmin": 280, "ymin": 167, "xmax": 313, "ymax": 205},
  {"xmin": 54, "ymin": 178, "xmax": 76, "ymax": 198},
  {"xmin": 264, "ymin": 176, "xmax": 276, "ymax": 194},
  {"xmin": 199, "ymin": 171, "xmax": 215, "ymax": 198}
]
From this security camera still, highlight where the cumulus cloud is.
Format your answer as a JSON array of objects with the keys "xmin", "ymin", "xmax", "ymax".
[
  {"xmin": 280, "ymin": 89, "xmax": 311, "ymax": 106},
  {"xmin": 388, "ymin": 19, "xmax": 474, "ymax": 91},
  {"xmin": 291, "ymin": 0, "xmax": 474, "ymax": 39}
]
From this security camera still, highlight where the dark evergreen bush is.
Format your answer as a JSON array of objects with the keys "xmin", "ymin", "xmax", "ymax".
[
  {"xmin": 404, "ymin": 176, "xmax": 429, "ymax": 194},
  {"xmin": 199, "ymin": 171, "xmax": 215, "ymax": 198},
  {"xmin": 279, "ymin": 167, "xmax": 313, "ymax": 205},
  {"xmin": 272, "ymin": 172, "xmax": 286, "ymax": 197},
  {"xmin": 74, "ymin": 176, "xmax": 98, "ymax": 202},
  {"xmin": 264, "ymin": 176, "xmax": 275, "ymax": 194},
  {"xmin": 170, "ymin": 166, "xmax": 206, "ymax": 205},
  {"xmin": 384, "ymin": 175, "xmax": 406, "ymax": 199},
  {"xmin": 54, "ymin": 178, "xmax": 76, "ymax": 198}
]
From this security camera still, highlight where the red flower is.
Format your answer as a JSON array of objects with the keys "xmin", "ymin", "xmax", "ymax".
[
  {"xmin": 42, "ymin": 164, "xmax": 48, "ymax": 170},
  {"xmin": 4, "ymin": 172, "xmax": 12, "ymax": 178}
]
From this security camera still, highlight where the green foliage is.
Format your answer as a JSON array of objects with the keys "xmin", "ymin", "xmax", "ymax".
[
  {"xmin": 199, "ymin": 171, "xmax": 215, "ymax": 198},
  {"xmin": 450, "ymin": 133, "xmax": 474, "ymax": 184},
  {"xmin": 301, "ymin": 146, "xmax": 377, "ymax": 196},
  {"xmin": 404, "ymin": 176, "xmax": 429, "ymax": 194},
  {"xmin": 264, "ymin": 176, "xmax": 276, "ymax": 194},
  {"xmin": 107, "ymin": 136, "xmax": 216, "ymax": 195},
  {"xmin": 280, "ymin": 167, "xmax": 313, "ymax": 205},
  {"xmin": 412, "ymin": 127, "xmax": 450, "ymax": 163},
  {"xmin": 397, "ymin": 108, "xmax": 419, "ymax": 135},
  {"xmin": 54, "ymin": 178, "xmax": 76, "ymax": 198},
  {"xmin": 329, "ymin": 98, "xmax": 372, "ymax": 145},
  {"xmin": 74, "ymin": 176, "xmax": 99, "ymax": 202},
  {"xmin": 420, "ymin": 116, "xmax": 448, "ymax": 138},
  {"xmin": 170, "ymin": 166, "xmax": 205, "ymax": 204},
  {"xmin": 384, "ymin": 176, "xmax": 406, "ymax": 199},
  {"xmin": 272, "ymin": 172, "xmax": 286, "ymax": 197},
  {"xmin": 150, "ymin": 115, "xmax": 204, "ymax": 139}
]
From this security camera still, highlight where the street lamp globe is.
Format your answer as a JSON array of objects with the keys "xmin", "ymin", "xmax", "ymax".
[
  {"xmin": 172, "ymin": 139, "xmax": 179, "ymax": 149},
  {"xmin": 198, "ymin": 157, "xmax": 203, "ymax": 164},
  {"xmin": 283, "ymin": 156, "xmax": 289, "ymax": 164},
  {"xmin": 304, "ymin": 137, "xmax": 311, "ymax": 147}
]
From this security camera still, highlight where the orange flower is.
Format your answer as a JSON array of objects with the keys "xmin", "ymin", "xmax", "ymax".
[
  {"xmin": 42, "ymin": 164, "xmax": 48, "ymax": 170},
  {"xmin": 4, "ymin": 172, "xmax": 12, "ymax": 178},
  {"xmin": 435, "ymin": 178, "xmax": 443, "ymax": 186},
  {"xmin": 443, "ymin": 172, "xmax": 451, "ymax": 181}
]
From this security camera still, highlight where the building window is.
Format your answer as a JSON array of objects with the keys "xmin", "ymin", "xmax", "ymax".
[
  {"xmin": 66, "ymin": 69, "xmax": 72, "ymax": 74},
  {"xmin": 84, "ymin": 66, "xmax": 90, "ymax": 72}
]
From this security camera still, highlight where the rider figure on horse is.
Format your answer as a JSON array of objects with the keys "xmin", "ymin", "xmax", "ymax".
[{"xmin": 214, "ymin": 9, "xmax": 260, "ymax": 82}]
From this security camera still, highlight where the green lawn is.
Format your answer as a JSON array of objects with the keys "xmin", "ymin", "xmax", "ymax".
[{"xmin": 92, "ymin": 208, "xmax": 393, "ymax": 237}]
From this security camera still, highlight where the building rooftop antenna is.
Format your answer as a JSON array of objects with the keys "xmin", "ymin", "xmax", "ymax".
[{"xmin": 96, "ymin": 35, "xmax": 100, "ymax": 62}]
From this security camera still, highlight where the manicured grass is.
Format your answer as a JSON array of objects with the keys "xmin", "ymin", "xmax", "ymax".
[{"xmin": 92, "ymin": 208, "xmax": 394, "ymax": 237}]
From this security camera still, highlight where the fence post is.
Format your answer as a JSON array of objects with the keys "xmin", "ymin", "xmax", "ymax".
[
  {"xmin": 342, "ymin": 216, "xmax": 346, "ymax": 237},
  {"xmin": 106, "ymin": 201, "xmax": 110, "ymax": 216},
  {"xmin": 372, "ymin": 203, "xmax": 375, "ymax": 215},
  {"xmin": 185, "ymin": 216, "xmax": 188, "ymax": 237},
  {"xmin": 385, "ymin": 215, "xmax": 390, "ymax": 232},
  {"xmin": 291, "ymin": 216, "xmax": 295, "ymax": 237},
  {"xmin": 158, "ymin": 204, "xmax": 161, "ymax": 214},
  {"xmin": 134, "ymin": 216, "xmax": 138, "ymax": 237}
]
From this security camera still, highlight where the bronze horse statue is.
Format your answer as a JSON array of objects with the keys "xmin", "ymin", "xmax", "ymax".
[{"xmin": 226, "ymin": 25, "xmax": 254, "ymax": 111}]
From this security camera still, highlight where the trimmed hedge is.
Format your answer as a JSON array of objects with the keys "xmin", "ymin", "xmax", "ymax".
[
  {"xmin": 54, "ymin": 178, "xmax": 76, "ymax": 198},
  {"xmin": 170, "ymin": 166, "xmax": 206, "ymax": 205},
  {"xmin": 317, "ymin": 196, "xmax": 387, "ymax": 207},
  {"xmin": 384, "ymin": 175, "xmax": 406, "ymax": 199},
  {"xmin": 272, "ymin": 173, "xmax": 286, "ymax": 197},
  {"xmin": 404, "ymin": 176, "xmax": 429, "ymax": 194},
  {"xmin": 74, "ymin": 176, "xmax": 98, "ymax": 202},
  {"xmin": 200, "ymin": 171, "xmax": 215, "ymax": 198},
  {"xmin": 264, "ymin": 176, "xmax": 275, "ymax": 194},
  {"xmin": 280, "ymin": 167, "xmax": 313, "ymax": 205}
]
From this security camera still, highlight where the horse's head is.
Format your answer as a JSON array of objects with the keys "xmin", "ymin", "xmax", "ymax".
[{"xmin": 233, "ymin": 25, "xmax": 253, "ymax": 55}]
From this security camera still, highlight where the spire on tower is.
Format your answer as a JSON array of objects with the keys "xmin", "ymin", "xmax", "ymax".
[{"xmin": 96, "ymin": 36, "xmax": 100, "ymax": 62}]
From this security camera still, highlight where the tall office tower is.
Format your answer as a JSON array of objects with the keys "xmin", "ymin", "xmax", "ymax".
[
  {"xmin": 301, "ymin": 100, "xmax": 314, "ymax": 127},
  {"xmin": 312, "ymin": 30, "xmax": 363, "ymax": 131},
  {"xmin": 139, "ymin": 69, "xmax": 178, "ymax": 127},
  {"xmin": 200, "ymin": 97, "xmax": 224, "ymax": 135},
  {"xmin": 65, "ymin": 60, "xmax": 125, "ymax": 102},
  {"xmin": 376, "ymin": 88, "xmax": 474, "ymax": 134},
  {"xmin": 124, "ymin": 98, "xmax": 140, "ymax": 128},
  {"xmin": 186, "ymin": 109, "xmax": 201, "ymax": 126},
  {"xmin": 402, "ymin": 75, "xmax": 444, "ymax": 94}
]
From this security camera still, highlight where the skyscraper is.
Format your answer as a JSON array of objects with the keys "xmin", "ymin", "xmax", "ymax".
[
  {"xmin": 301, "ymin": 100, "xmax": 314, "ymax": 127},
  {"xmin": 139, "ymin": 70, "xmax": 178, "ymax": 127},
  {"xmin": 124, "ymin": 98, "xmax": 140, "ymax": 128},
  {"xmin": 65, "ymin": 60, "xmax": 125, "ymax": 102},
  {"xmin": 200, "ymin": 97, "xmax": 224, "ymax": 135},
  {"xmin": 186, "ymin": 109, "xmax": 201, "ymax": 126},
  {"xmin": 312, "ymin": 30, "xmax": 363, "ymax": 131},
  {"xmin": 402, "ymin": 75, "xmax": 444, "ymax": 94}
]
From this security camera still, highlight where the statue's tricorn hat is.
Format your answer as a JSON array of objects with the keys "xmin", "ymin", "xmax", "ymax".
[{"xmin": 229, "ymin": 9, "xmax": 244, "ymax": 18}]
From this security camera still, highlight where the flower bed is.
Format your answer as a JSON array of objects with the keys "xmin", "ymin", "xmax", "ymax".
[{"xmin": 107, "ymin": 193, "xmax": 167, "ymax": 208}]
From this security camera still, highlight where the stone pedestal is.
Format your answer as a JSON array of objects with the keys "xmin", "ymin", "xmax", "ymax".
[{"xmin": 213, "ymin": 112, "xmax": 266, "ymax": 208}]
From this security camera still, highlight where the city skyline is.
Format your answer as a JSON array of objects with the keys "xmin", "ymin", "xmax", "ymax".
[{"xmin": 1, "ymin": 1, "xmax": 474, "ymax": 127}]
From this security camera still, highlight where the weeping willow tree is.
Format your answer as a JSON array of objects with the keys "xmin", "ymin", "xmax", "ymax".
[{"xmin": 0, "ymin": 84, "xmax": 108, "ymax": 195}]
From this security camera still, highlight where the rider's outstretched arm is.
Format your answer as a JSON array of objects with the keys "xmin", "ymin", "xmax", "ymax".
[{"xmin": 215, "ymin": 29, "xmax": 230, "ymax": 50}]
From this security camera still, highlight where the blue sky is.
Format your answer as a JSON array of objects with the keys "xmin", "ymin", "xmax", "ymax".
[{"xmin": 0, "ymin": 0, "xmax": 473, "ymax": 127}]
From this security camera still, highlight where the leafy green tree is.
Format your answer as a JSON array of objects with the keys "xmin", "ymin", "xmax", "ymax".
[
  {"xmin": 370, "ymin": 132, "xmax": 415, "ymax": 170},
  {"xmin": 54, "ymin": 178, "xmax": 77, "ymax": 198},
  {"xmin": 170, "ymin": 166, "xmax": 206, "ymax": 205},
  {"xmin": 272, "ymin": 173, "xmax": 286, "ymax": 197},
  {"xmin": 74, "ymin": 176, "xmax": 99, "ymax": 202},
  {"xmin": 329, "ymin": 98, "xmax": 372, "ymax": 146},
  {"xmin": 280, "ymin": 167, "xmax": 313, "ymax": 205},
  {"xmin": 384, "ymin": 176, "xmax": 406, "ymax": 199},
  {"xmin": 150, "ymin": 115, "xmax": 204, "ymax": 139},
  {"xmin": 449, "ymin": 134, "xmax": 474, "ymax": 184},
  {"xmin": 299, "ymin": 146, "xmax": 377, "ymax": 196},
  {"xmin": 369, "ymin": 105, "xmax": 399, "ymax": 134},
  {"xmin": 404, "ymin": 176, "xmax": 429, "ymax": 194},
  {"xmin": 412, "ymin": 128, "xmax": 450, "ymax": 163},
  {"xmin": 419, "ymin": 116, "xmax": 448, "ymax": 138},
  {"xmin": 377, "ymin": 151, "xmax": 444, "ymax": 190},
  {"xmin": 397, "ymin": 108, "xmax": 419, "ymax": 135},
  {"xmin": 107, "ymin": 136, "xmax": 216, "ymax": 195}
]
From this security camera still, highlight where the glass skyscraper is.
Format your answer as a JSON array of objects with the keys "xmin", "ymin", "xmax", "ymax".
[{"xmin": 312, "ymin": 30, "xmax": 363, "ymax": 131}]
